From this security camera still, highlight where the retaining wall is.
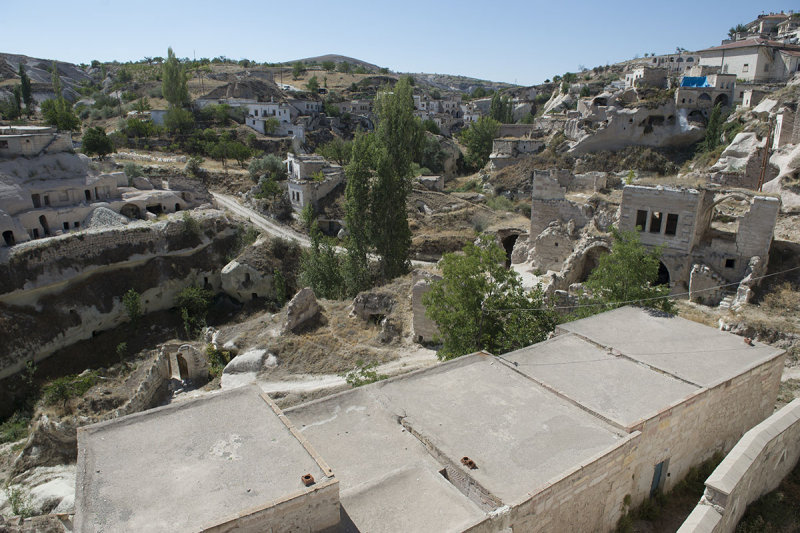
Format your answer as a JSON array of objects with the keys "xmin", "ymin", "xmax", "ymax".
[{"xmin": 678, "ymin": 398, "xmax": 800, "ymax": 533}]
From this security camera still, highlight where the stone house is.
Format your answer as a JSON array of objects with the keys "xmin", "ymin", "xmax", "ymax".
[
  {"xmin": 698, "ymin": 38, "xmax": 800, "ymax": 82},
  {"xmin": 642, "ymin": 52, "xmax": 701, "ymax": 75},
  {"xmin": 488, "ymin": 137, "xmax": 545, "ymax": 170},
  {"xmin": 285, "ymin": 153, "xmax": 344, "ymax": 211},
  {"xmin": 333, "ymin": 99, "xmax": 372, "ymax": 115},
  {"xmin": 625, "ymin": 66, "xmax": 668, "ymax": 89},
  {"xmin": 619, "ymin": 185, "xmax": 779, "ymax": 303},
  {"xmin": 675, "ymin": 73, "xmax": 736, "ymax": 109}
]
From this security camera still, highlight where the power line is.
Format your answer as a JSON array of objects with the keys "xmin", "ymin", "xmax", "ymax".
[{"xmin": 485, "ymin": 265, "xmax": 800, "ymax": 313}]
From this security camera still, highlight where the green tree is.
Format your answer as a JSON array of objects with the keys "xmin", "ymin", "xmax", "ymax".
[
  {"xmin": 317, "ymin": 137, "xmax": 353, "ymax": 165},
  {"xmin": 228, "ymin": 141, "xmax": 252, "ymax": 168},
  {"xmin": 370, "ymin": 76, "xmax": 421, "ymax": 280},
  {"xmin": 82, "ymin": 126, "xmax": 115, "ymax": 159},
  {"xmin": 262, "ymin": 117, "xmax": 280, "ymax": 134},
  {"xmin": 423, "ymin": 235, "xmax": 556, "ymax": 360},
  {"xmin": 322, "ymin": 60, "xmax": 336, "ymax": 72},
  {"xmin": 489, "ymin": 92, "xmax": 513, "ymax": 123},
  {"xmin": 575, "ymin": 227, "xmax": 675, "ymax": 318},
  {"xmin": 728, "ymin": 24, "xmax": 747, "ymax": 39},
  {"xmin": 292, "ymin": 61, "xmax": 305, "ymax": 80},
  {"xmin": 164, "ymin": 107, "xmax": 195, "ymax": 134},
  {"xmin": 700, "ymin": 103, "xmax": 722, "ymax": 153},
  {"xmin": 42, "ymin": 61, "xmax": 80, "ymax": 130},
  {"xmin": 422, "ymin": 118, "xmax": 440, "ymax": 135},
  {"xmin": 342, "ymin": 133, "xmax": 374, "ymax": 296},
  {"xmin": 336, "ymin": 62, "xmax": 352, "ymax": 74},
  {"xmin": 248, "ymin": 153, "xmax": 286, "ymax": 182},
  {"xmin": 306, "ymin": 75, "xmax": 319, "ymax": 93},
  {"xmin": 162, "ymin": 47, "xmax": 189, "ymax": 108},
  {"xmin": 18, "ymin": 64, "xmax": 33, "ymax": 115},
  {"xmin": 255, "ymin": 175, "xmax": 281, "ymax": 200},
  {"xmin": 298, "ymin": 221, "xmax": 345, "ymax": 300},
  {"xmin": 122, "ymin": 289, "xmax": 142, "ymax": 324},
  {"xmin": 176, "ymin": 286, "xmax": 214, "ymax": 338},
  {"xmin": 459, "ymin": 116, "xmax": 500, "ymax": 171}
]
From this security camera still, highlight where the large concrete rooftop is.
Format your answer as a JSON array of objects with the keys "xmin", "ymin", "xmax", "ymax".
[
  {"xmin": 558, "ymin": 306, "xmax": 784, "ymax": 387},
  {"xmin": 74, "ymin": 385, "xmax": 333, "ymax": 532},
  {"xmin": 502, "ymin": 332, "xmax": 699, "ymax": 429}
]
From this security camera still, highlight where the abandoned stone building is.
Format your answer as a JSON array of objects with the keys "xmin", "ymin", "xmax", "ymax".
[
  {"xmin": 75, "ymin": 307, "xmax": 784, "ymax": 532},
  {"xmin": 488, "ymin": 137, "xmax": 545, "ymax": 170},
  {"xmin": 619, "ymin": 185, "xmax": 780, "ymax": 305},
  {"xmin": 285, "ymin": 152, "xmax": 344, "ymax": 211},
  {"xmin": 624, "ymin": 66, "xmax": 668, "ymax": 89},
  {"xmin": 0, "ymin": 127, "xmax": 196, "ymax": 247}
]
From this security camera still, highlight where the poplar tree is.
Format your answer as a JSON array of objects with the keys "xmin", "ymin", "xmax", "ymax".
[
  {"xmin": 162, "ymin": 47, "xmax": 189, "ymax": 108},
  {"xmin": 18, "ymin": 64, "xmax": 32, "ymax": 115},
  {"xmin": 370, "ymin": 77, "xmax": 421, "ymax": 280},
  {"xmin": 342, "ymin": 133, "xmax": 374, "ymax": 295}
]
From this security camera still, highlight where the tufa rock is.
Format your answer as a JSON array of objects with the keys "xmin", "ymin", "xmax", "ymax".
[
  {"xmin": 351, "ymin": 292, "xmax": 395, "ymax": 321},
  {"xmin": 282, "ymin": 287, "xmax": 320, "ymax": 333}
]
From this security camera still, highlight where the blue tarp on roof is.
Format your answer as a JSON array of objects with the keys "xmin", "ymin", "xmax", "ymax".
[{"xmin": 681, "ymin": 76, "xmax": 712, "ymax": 88}]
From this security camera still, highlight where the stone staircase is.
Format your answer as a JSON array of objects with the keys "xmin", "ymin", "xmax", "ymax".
[{"xmin": 718, "ymin": 290, "xmax": 737, "ymax": 310}]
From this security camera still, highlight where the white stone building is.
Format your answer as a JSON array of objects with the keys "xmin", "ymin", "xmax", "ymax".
[
  {"xmin": 698, "ymin": 38, "xmax": 800, "ymax": 82},
  {"xmin": 285, "ymin": 153, "xmax": 344, "ymax": 211}
]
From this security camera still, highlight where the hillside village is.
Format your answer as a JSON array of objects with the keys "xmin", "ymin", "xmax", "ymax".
[{"xmin": 3, "ymin": 9, "xmax": 800, "ymax": 533}]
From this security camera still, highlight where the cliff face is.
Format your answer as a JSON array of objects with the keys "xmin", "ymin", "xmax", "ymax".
[{"xmin": 0, "ymin": 209, "xmax": 239, "ymax": 379}]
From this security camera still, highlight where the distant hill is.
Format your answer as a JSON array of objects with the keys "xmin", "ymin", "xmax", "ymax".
[
  {"xmin": 283, "ymin": 54, "xmax": 381, "ymax": 71},
  {"xmin": 411, "ymin": 73, "xmax": 518, "ymax": 94},
  {"xmin": 0, "ymin": 53, "xmax": 91, "ymax": 102}
]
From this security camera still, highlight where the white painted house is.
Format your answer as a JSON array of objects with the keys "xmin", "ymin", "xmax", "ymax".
[{"xmin": 698, "ymin": 38, "xmax": 800, "ymax": 82}]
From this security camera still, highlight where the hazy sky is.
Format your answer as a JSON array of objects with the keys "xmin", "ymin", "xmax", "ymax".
[{"xmin": 2, "ymin": 1, "xmax": 797, "ymax": 85}]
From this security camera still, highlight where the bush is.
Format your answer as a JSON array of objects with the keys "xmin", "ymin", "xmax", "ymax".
[
  {"xmin": 122, "ymin": 288, "xmax": 142, "ymax": 323},
  {"xmin": 0, "ymin": 412, "xmax": 30, "ymax": 444},
  {"xmin": 123, "ymin": 162, "xmax": 145, "ymax": 179},
  {"xmin": 176, "ymin": 286, "xmax": 214, "ymax": 338},
  {"xmin": 206, "ymin": 344, "xmax": 231, "ymax": 378},
  {"xmin": 248, "ymin": 153, "xmax": 286, "ymax": 182},
  {"xmin": 42, "ymin": 371, "xmax": 99, "ymax": 406},
  {"xmin": 343, "ymin": 360, "xmax": 387, "ymax": 387},
  {"xmin": 486, "ymin": 195, "xmax": 514, "ymax": 212}
]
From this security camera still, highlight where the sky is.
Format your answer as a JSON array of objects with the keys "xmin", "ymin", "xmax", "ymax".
[{"xmin": 2, "ymin": 1, "xmax": 798, "ymax": 86}]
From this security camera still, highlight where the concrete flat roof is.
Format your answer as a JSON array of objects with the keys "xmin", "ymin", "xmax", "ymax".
[
  {"xmin": 558, "ymin": 306, "xmax": 785, "ymax": 387},
  {"xmin": 376, "ymin": 355, "xmax": 627, "ymax": 504},
  {"xmin": 286, "ymin": 387, "xmax": 488, "ymax": 533},
  {"xmin": 502, "ymin": 333, "xmax": 699, "ymax": 428},
  {"xmin": 75, "ymin": 385, "xmax": 331, "ymax": 533}
]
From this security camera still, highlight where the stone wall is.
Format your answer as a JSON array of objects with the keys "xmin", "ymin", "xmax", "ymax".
[
  {"xmin": 113, "ymin": 351, "xmax": 171, "ymax": 418},
  {"xmin": 411, "ymin": 270, "xmax": 441, "ymax": 344},
  {"xmin": 678, "ymin": 399, "xmax": 800, "ymax": 533},
  {"xmin": 530, "ymin": 171, "xmax": 590, "ymax": 237}
]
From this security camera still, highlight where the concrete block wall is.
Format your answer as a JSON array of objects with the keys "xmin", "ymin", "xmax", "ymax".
[
  {"xmin": 627, "ymin": 354, "xmax": 784, "ymax": 506},
  {"xmin": 678, "ymin": 398, "xmax": 800, "ymax": 533},
  {"xmin": 507, "ymin": 433, "xmax": 641, "ymax": 532}
]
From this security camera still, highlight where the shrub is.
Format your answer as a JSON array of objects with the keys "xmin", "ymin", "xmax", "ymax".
[
  {"xmin": 176, "ymin": 286, "xmax": 214, "ymax": 338},
  {"xmin": 0, "ymin": 412, "xmax": 30, "ymax": 444},
  {"xmin": 343, "ymin": 360, "xmax": 387, "ymax": 387},
  {"xmin": 206, "ymin": 344, "xmax": 231, "ymax": 378},
  {"xmin": 5, "ymin": 484, "xmax": 34, "ymax": 518},
  {"xmin": 486, "ymin": 195, "xmax": 514, "ymax": 212},
  {"xmin": 123, "ymin": 162, "xmax": 145, "ymax": 179},
  {"xmin": 122, "ymin": 289, "xmax": 142, "ymax": 323},
  {"xmin": 181, "ymin": 211, "xmax": 201, "ymax": 239},
  {"xmin": 42, "ymin": 371, "xmax": 99, "ymax": 407}
]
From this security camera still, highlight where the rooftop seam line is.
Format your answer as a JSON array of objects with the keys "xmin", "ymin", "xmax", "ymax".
[
  {"xmin": 564, "ymin": 331, "xmax": 703, "ymax": 388},
  {"xmin": 494, "ymin": 354, "xmax": 630, "ymax": 433}
]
